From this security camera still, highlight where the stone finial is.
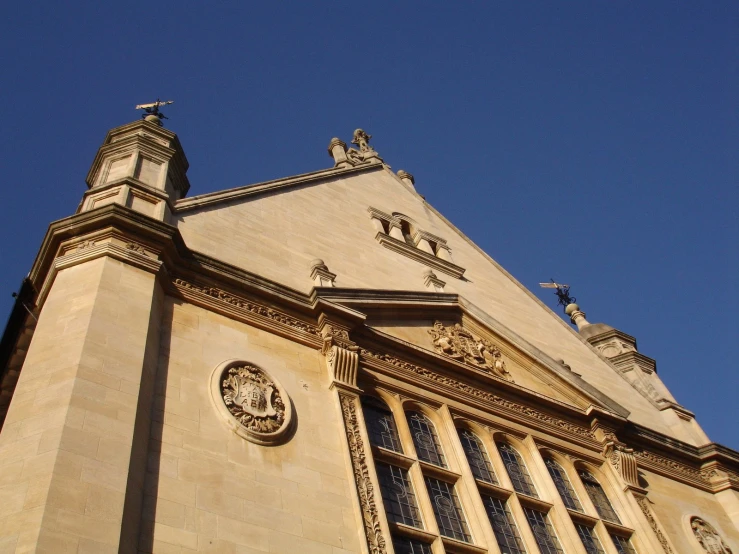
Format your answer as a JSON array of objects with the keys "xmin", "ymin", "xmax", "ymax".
[
  {"xmin": 397, "ymin": 170, "xmax": 415, "ymax": 189},
  {"xmin": 422, "ymin": 269, "xmax": 446, "ymax": 292},
  {"xmin": 327, "ymin": 138, "xmax": 350, "ymax": 168},
  {"xmin": 309, "ymin": 259, "xmax": 336, "ymax": 287},
  {"xmin": 564, "ymin": 303, "xmax": 591, "ymax": 331}
]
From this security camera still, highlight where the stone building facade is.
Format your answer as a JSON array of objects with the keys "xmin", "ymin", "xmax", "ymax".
[{"xmin": 0, "ymin": 118, "xmax": 736, "ymax": 553}]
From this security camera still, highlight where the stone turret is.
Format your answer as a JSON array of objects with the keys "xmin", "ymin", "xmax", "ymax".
[{"xmin": 80, "ymin": 119, "xmax": 190, "ymax": 222}]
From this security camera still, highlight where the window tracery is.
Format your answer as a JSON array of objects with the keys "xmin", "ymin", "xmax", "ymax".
[
  {"xmin": 362, "ymin": 396, "xmax": 403, "ymax": 453},
  {"xmin": 578, "ymin": 470, "xmax": 621, "ymax": 524},
  {"xmin": 458, "ymin": 429, "xmax": 498, "ymax": 484},
  {"xmin": 407, "ymin": 411, "xmax": 447, "ymax": 467},
  {"xmin": 497, "ymin": 442, "xmax": 539, "ymax": 497},
  {"xmin": 544, "ymin": 457, "xmax": 582, "ymax": 511},
  {"xmin": 524, "ymin": 507, "xmax": 565, "ymax": 554}
]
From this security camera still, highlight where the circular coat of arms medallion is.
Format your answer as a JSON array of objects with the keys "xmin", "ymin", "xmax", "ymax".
[{"xmin": 210, "ymin": 359, "xmax": 294, "ymax": 445}]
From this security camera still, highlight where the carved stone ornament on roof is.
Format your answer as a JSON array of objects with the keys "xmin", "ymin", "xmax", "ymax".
[
  {"xmin": 691, "ymin": 517, "xmax": 733, "ymax": 553},
  {"xmin": 210, "ymin": 359, "xmax": 293, "ymax": 445},
  {"xmin": 352, "ymin": 128, "xmax": 373, "ymax": 152},
  {"xmin": 428, "ymin": 321, "xmax": 513, "ymax": 381}
]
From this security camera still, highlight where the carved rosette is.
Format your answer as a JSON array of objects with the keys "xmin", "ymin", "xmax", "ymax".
[
  {"xmin": 339, "ymin": 392, "xmax": 387, "ymax": 554},
  {"xmin": 428, "ymin": 321, "xmax": 513, "ymax": 381},
  {"xmin": 210, "ymin": 359, "xmax": 294, "ymax": 445},
  {"xmin": 690, "ymin": 517, "xmax": 733, "ymax": 554}
]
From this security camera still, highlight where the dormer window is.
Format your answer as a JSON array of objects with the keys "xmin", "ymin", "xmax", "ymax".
[{"xmin": 368, "ymin": 206, "xmax": 466, "ymax": 279}]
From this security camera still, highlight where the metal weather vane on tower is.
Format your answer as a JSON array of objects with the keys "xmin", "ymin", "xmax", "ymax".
[
  {"xmin": 539, "ymin": 279, "xmax": 576, "ymax": 312},
  {"xmin": 135, "ymin": 99, "xmax": 174, "ymax": 126}
]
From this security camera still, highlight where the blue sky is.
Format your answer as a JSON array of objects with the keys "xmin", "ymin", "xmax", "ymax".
[{"xmin": 0, "ymin": 2, "xmax": 736, "ymax": 448}]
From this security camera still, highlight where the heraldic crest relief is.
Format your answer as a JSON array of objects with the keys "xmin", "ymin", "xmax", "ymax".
[
  {"xmin": 428, "ymin": 321, "xmax": 513, "ymax": 381},
  {"xmin": 691, "ymin": 517, "xmax": 733, "ymax": 554},
  {"xmin": 210, "ymin": 359, "xmax": 294, "ymax": 445}
]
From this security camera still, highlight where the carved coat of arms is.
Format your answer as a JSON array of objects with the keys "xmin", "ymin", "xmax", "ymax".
[
  {"xmin": 220, "ymin": 363, "xmax": 286, "ymax": 436},
  {"xmin": 691, "ymin": 517, "xmax": 733, "ymax": 554},
  {"xmin": 428, "ymin": 321, "xmax": 512, "ymax": 381}
]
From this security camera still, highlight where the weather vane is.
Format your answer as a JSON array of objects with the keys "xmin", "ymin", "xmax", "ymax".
[
  {"xmin": 539, "ymin": 279, "xmax": 576, "ymax": 312},
  {"xmin": 135, "ymin": 99, "xmax": 174, "ymax": 125}
]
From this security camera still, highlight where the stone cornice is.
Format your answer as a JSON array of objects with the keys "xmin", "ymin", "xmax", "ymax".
[
  {"xmin": 374, "ymin": 233, "xmax": 466, "ymax": 279},
  {"xmin": 174, "ymin": 162, "xmax": 385, "ymax": 212}
]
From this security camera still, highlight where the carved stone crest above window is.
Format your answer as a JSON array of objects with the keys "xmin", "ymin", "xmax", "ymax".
[
  {"xmin": 690, "ymin": 517, "xmax": 733, "ymax": 554},
  {"xmin": 428, "ymin": 321, "xmax": 512, "ymax": 381},
  {"xmin": 210, "ymin": 359, "xmax": 294, "ymax": 445}
]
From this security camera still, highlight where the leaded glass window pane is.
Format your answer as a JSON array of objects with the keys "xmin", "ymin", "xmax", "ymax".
[
  {"xmin": 481, "ymin": 495, "xmax": 526, "ymax": 554},
  {"xmin": 578, "ymin": 470, "xmax": 621, "ymax": 524},
  {"xmin": 375, "ymin": 463, "xmax": 423, "ymax": 528},
  {"xmin": 575, "ymin": 523, "xmax": 605, "ymax": 554},
  {"xmin": 523, "ymin": 508, "xmax": 564, "ymax": 554},
  {"xmin": 497, "ymin": 442, "xmax": 538, "ymax": 497},
  {"xmin": 361, "ymin": 397, "xmax": 402, "ymax": 453},
  {"xmin": 392, "ymin": 536, "xmax": 432, "ymax": 554},
  {"xmin": 544, "ymin": 458, "xmax": 582, "ymax": 511},
  {"xmin": 407, "ymin": 411, "xmax": 446, "ymax": 467},
  {"xmin": 424, "ymin": 477, "xmax": 471, "ymax": 542},
  {"xmin": 611, "ymin": 534, "xmax": 637, "ymax": 554},
  {"xmin": 458, "ymin": 429, "xmax": 498, "ymax": 484}
]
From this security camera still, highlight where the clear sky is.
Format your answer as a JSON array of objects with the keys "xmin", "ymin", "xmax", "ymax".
[{"xmin": 0, "ymin": 2, "xmax": 736, "ymax": 448}]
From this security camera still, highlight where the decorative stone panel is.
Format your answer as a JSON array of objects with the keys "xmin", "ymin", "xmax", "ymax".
[{"xmin": 210, "ymin": 359, "xmax": 294, "ymax": 445}]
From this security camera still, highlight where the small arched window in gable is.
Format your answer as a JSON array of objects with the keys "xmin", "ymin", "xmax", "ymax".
[
  {"xmin": 361, "ymin": 396, "xmax": 402, "ymax": 453},
  {"xmin": 578, "ymin": 470, "xmax": 621, "ymax": 524}
]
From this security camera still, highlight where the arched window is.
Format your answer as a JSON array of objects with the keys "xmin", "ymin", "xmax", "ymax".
[
  {"xmin": 523, "ymin": 507, "xmax": 565, "ymax": 553},
  {"xmin": 406, "ymin": 411, "xmax": 446, "ymax": 467},
  {"xmin": 578, "ymin": 470, "xmax": 620, "ymax": 524},
  {"xmin": 361, "ymin": 396, "xmax": 402, "ymax": 453},
  {"xmin": 481, "ymin": 495, "xmax": 526, "ymax": 554},
  {"xmin": 575, "ymin": 523, "xmax": 606, "ymax": 554},
  {"xmin": 544, "ymin": 457, "xmax": 582, "ymax": 511},
  {"xmin": 458, "ymin": 429, "xmax": 497, "ymax": 484},
  {"xmin": 496, "ymin": 442, "xmax": 538, "ymax": 498}
]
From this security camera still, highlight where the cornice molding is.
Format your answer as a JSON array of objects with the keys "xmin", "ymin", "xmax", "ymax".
[
  {"xmin": 375, "ymin": 233, "xmax": 466, "ymax": 279},
  {"xmin": 175, "ymin": 163, "xmax": 384, "ymax": 212}
]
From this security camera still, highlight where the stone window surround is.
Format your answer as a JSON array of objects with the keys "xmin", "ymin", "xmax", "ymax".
[
  {"xmin": 359, "ymin": 389, "xmax": 641, "ymax": 554},
  {"xmin": 368, "ymin": 207, "xmax": 466, "ymax": 279}
]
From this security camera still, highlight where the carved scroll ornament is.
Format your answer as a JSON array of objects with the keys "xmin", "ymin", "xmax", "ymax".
[
  {"xmin": 339, "ymin": 393, "xmax": 387, "ymax": 554},
  {"xmin": 691, "ymin": 517, "xmax": 733, "ymax": 554},
  {"xmin": 603, "ymin": 440, "xmax": 641, "ymax": 490},
  {"xmin": 210, "ymin": 359, "xmax": 293, "ymax": 445},
  {"xmin": 428, "ymin": 321, "xmax": 512, "ymax": 380}
]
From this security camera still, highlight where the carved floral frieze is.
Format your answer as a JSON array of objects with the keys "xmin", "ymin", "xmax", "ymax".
[
  {"xmin": 173, "ymin": 278, "xmax": 319, "ymax": 336},
  {"xmin": 210, "ymin": 359, "xmax": 293, "ymax": 445},
  {"xmin": 339, "ymin": 392, "xmax": 387, "ymax": 554},
  {"xmin": 636, "ymin": 497, "xmax": 675, "ymax": 554},
  {"xmin": 359, "ymin": 347, "xmax": 594, "ymax": 440},
  {"xmin": 428, "ymin": 321, "xmax": 512, "ymax": 381}
]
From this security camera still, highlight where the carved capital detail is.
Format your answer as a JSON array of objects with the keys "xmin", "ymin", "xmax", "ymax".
[
  {"xmin": 603, "ymin": 440, "xmax": 642, "ymax": 491},
  {"xmin": 326, "ymin": 345, "xmax": 360, "ymax": 389},
  {"xmin": 339, "ymin": 392, "xmax": 387, "ymax": 554},
  {"xmin": 635, "ymin": 496, "xmax": 675, "ymax": 554}
]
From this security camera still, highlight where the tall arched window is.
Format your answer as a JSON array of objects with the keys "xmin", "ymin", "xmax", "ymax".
[
  {"xmin": 406, "ymin": 411, "xmax": 446, "ymax": 467},
  {"xmin": 361, "ymin": 396, "xmax": 402, "ymax": 453},
  {"xmin": 496, "ymin": 442, "xmax": 538, "ymax": 497},
  {"xmin": 544, "ymin": 457, "xmax": 582, "ymax": 511},
  {"xmin": 578, "ymin": 470, "xmax": 621, "ymax": 524},
  {"xmin": 457, "ymin": 429, "xmax": 497, "ymax": 484}
]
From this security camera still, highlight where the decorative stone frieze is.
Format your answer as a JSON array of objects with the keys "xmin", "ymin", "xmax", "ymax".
[
  {"xmin": 210, "ymin": 359, "xmax": 293, "ymax": 445},
  {"xmin": 359, "ymin": 347, "xmax": 594, "ymax": 440},
  {"xmin": 339, "ymin": 392, "xmax": 387, "ymax": 554},
  {"xmin": 690, "ymin": 516, "xmax": 733, "ymax": 553},
  {"xmin": 173, "ymin": 277, "xmax": 319, "ymax": 337},
  {"xmin": 428, "ymin": 321, "xmax": 512, "ymax": 381},
  {"xmin": 635, "ymin": 496, "xmax": 676, "ymax": 554}
]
